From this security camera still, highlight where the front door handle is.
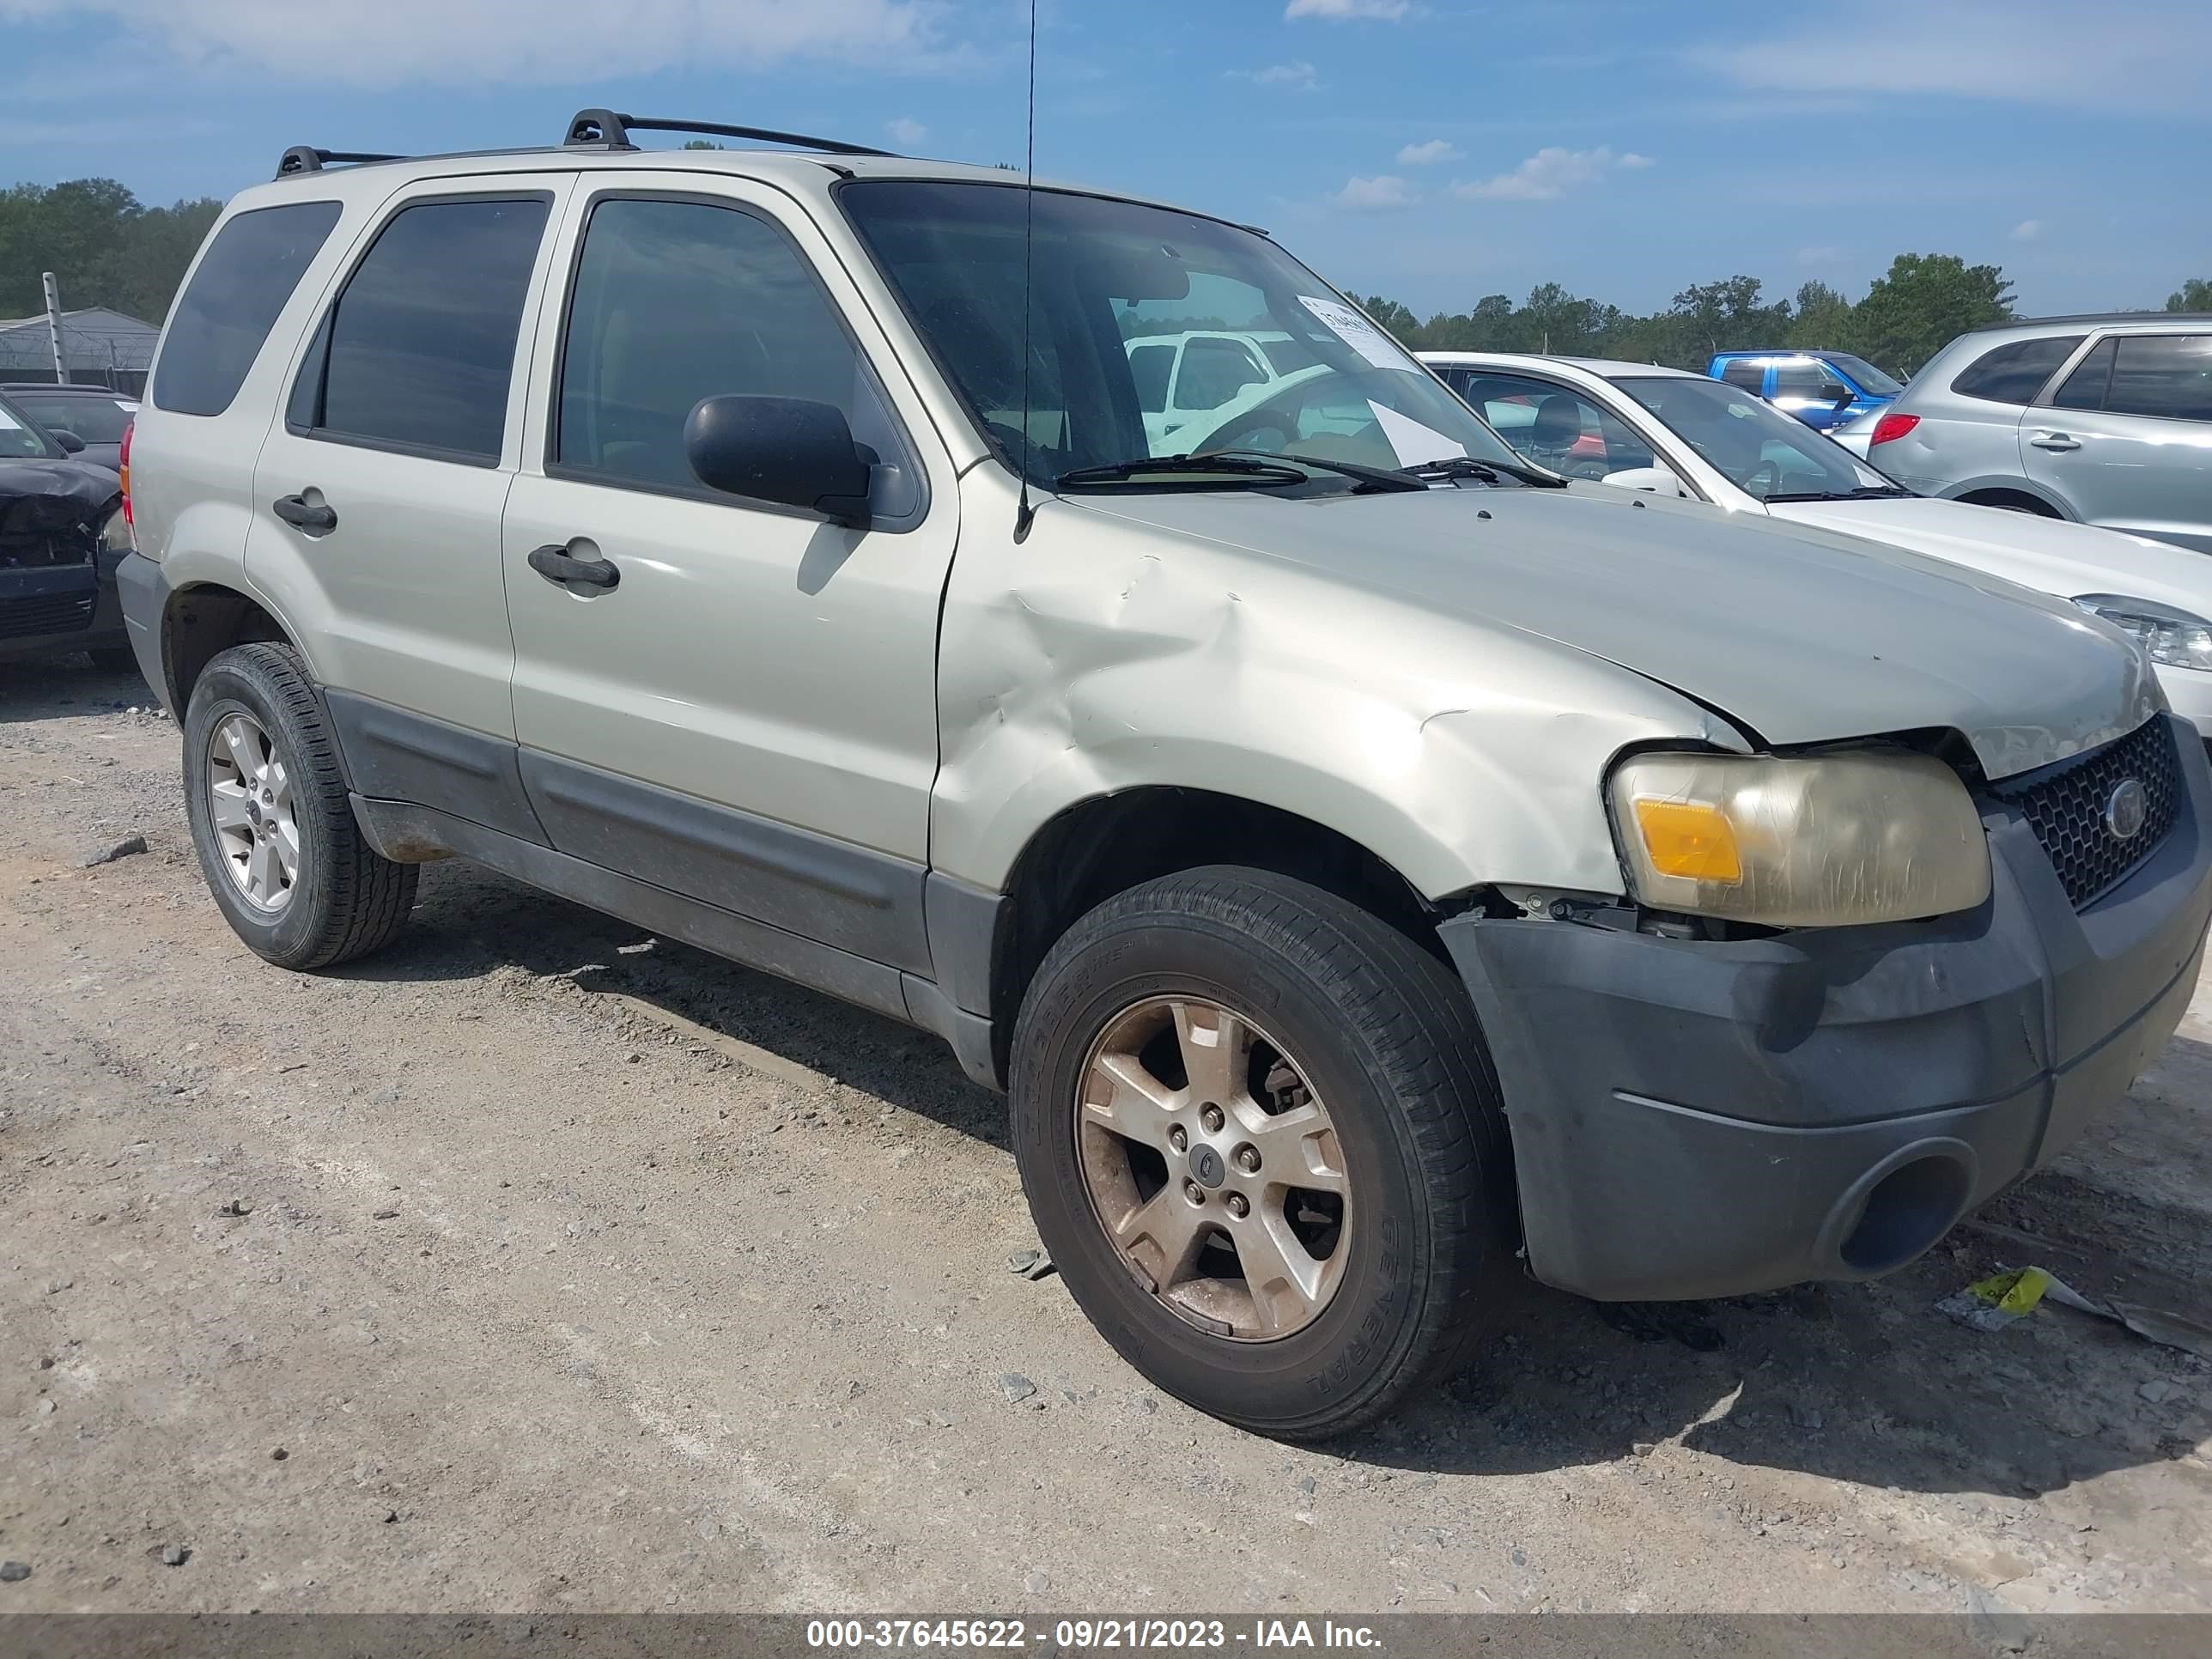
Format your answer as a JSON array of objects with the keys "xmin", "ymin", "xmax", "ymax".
[
  {"xmin": 2029, "ymin": 431, "xmax": 2081, "ymax": 452},
  {"xmin": 527, "ymin": 544, "xmax": 621, "ymax": 591},
  {"xmin": 271, "ymin": 494, "xmax": 337, "ymax": 533}
]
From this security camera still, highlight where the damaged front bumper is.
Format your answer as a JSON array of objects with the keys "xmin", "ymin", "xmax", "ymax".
[
  {"xmin": 0, "ymin": 543, "xmax": 128, "ymax": 663},
  {"xmin": 1439, "ymin": 713, "xmax": 2212, "ymax": 1303}
]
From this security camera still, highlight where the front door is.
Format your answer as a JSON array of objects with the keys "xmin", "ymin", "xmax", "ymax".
[
  {"xmin": 501, "ymin": 178, "xmax": 960, "ymax": 970},
  {"xmin": 2023, "ymin": 331, "xmax": 2212, "ymax": 553}
]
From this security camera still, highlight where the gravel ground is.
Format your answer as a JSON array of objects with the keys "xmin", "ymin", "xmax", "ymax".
[{"xmin": 3, "ymin": 658, "xmax": 2209, "ymax": 1616}]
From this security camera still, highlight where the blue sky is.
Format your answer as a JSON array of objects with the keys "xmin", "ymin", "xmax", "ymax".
[{"xmin": 4, "ymin": 0, "xmax": 2208, "ymax": 319}]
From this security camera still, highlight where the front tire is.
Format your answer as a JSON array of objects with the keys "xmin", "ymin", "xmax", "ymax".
[
  {"xmin": 1010, "ymin": 866, "xmax": 1514, "ymax": 1439},
  {"xmin": 182, "ymin": 643, "xmax": 416, "ymax": 969}
]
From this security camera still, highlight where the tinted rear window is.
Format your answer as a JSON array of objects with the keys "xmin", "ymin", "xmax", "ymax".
[
  {"xmin": 1948, "ymin": 335, "xmax": 2083, "ymax": 405},
  {"xmin": 302, "ymin": 196, "xmax": 549, "ymax": 461},
  {"xmin": 11, "ymin": 393, "xmax": 135, "ymax": 444},
  {"xmin": 151, "ymin": 201, "xmax": 343, "ymax": 416}
]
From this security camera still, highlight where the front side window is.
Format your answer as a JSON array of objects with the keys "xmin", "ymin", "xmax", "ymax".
[
  {"xmin": 299, "ymin": 196, "xmax": 550, "ymax": 461},
  {"xmin": 1613, "ymin": 374, "xmax": 1901, "ymax": 502},
  {"xmin": 1464, "ymin": 374, "xmax": 1656, "ymax": 480},
  {"xmin": 2105, "ymin": 335, "xmax": 2212, "ymax": 422},
  {"xmin": 1173, "ymin": 337, "xmax": 1268, "ymax": 411},
  {"xmin": 1951, "ymin": 335, "xmax": 2084, "ymax": 405},
  {"xmin": 152, "ymin": 200, "xmax": 342, "ymax": 417},
  {"xmin": 554, "ymin": 196, "xmax": 918, "ymax": 518},
  {"xmin": 839, "ymin": 180, "xmax": 1529, "ymax": 489},
  {"xmin": 1771, "ymin": 362, "xmax": 1850, "ymax": 404}
]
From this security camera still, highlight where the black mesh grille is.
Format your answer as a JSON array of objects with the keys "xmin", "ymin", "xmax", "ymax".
[
  {"xmin": 0, "ymin": 591, "xmax": 97, "ymax": 641},
  {"xmin": 1987, "ymin": 717, "xmax": 2179, "ymax": 908}
]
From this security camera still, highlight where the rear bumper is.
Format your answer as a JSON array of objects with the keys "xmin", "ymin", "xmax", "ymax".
[
  {"xmin": 115, "ymin": 550, "xmax": 168, "ymax": 708},
  {"xmin": 1440, "ymin": 714, "xmax": 2212, "ymax": 1302},
  {"xmin": 0, "ymin": 551, "xmax": 125, "ymax": 664}
]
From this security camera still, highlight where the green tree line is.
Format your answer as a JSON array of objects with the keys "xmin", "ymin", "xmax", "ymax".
[
  {"xmin": 1359, "ymin": 257, "xmax": 2212, "ymax": 379},
  {"xmin": 1, "ymin": 179, "xmax": 222, "ymax": 325}
]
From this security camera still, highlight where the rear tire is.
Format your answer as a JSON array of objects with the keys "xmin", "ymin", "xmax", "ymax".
[
  {"xmin": 1010, "ymin": 866, "xmax": 1514, "ymax": 1440},
  {"xmin": 183, "ymin": 643, "xmax": 416, "ymax": 969}
]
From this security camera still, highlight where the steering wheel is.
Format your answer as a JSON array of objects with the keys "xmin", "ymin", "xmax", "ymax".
[
  {"xmin": 1183, "ymin": 388, "xmax": 1312, "ymax": 458},
  {"xmin": 1745, "ymin": 458, "xmax": 1783, "ymax": 498},
  {"xmin": 986, "ymin": 417, "xmax": 1061, "ymax": 483}
]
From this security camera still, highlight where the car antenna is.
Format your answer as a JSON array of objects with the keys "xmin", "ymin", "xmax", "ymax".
[{"xmin": 1012, "ymin": 0, "xmax": 1040, "ymax": 544}]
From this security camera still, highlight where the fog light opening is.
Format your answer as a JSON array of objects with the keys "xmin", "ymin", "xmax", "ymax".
[{"xmin": 1838, "ymin": 1154, "xmax": 1972, "ymax": 1275}]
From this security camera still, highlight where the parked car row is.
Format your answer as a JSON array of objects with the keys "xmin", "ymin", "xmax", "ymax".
[
  {"xmin": 1423, "ymin": 351, "xmax": 2212, "ymax": 738},
  {"xmin": 82, "ymin": 115, "xmax": 2212, "ymax": 1441}
]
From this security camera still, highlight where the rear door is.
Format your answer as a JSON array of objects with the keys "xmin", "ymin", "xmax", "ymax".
[
  {"xmin": 2023, "ymin": 330, "xmax": 2212, "ymax": 552},
  {"xmin": 500, "ymin": 175, "xmax": 960, "ymax": 972},
  {"xmin": 1769, "ymin": 358, "xmax": 1855, "ymax": 429},
  {"xmin": 247, "ymin": 177, "xmax": 572, "ymax": 829}
]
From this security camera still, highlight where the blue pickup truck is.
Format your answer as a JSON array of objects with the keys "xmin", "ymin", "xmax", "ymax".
[{"xmin": 1706, "ymin": 349, "xmax": 1902, "ymax": 431}]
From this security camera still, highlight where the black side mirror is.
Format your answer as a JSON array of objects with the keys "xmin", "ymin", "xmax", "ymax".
[
  {"xmin": 51, "ymin": 428, "xmax": 85, "ymax": 454},
  {"xmin": 684, "ymin": 395, "xmax": 874, "ymax": 526}
]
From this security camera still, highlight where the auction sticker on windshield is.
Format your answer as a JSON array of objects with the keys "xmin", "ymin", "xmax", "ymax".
[
  {"xmin": 1368, "ymin": 401, "xmax": 1466, "ymax": 466},
  {"xmin": 1297, "ymin": 296, "xmax": 1411, "ymax": 371}
]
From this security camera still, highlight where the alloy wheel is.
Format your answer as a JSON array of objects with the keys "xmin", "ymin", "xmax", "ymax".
[
  {"xmin": 1075, "ymin": 996, "xmax": 1350, "ymax": 1340},
  {"xmin": 204, "ymin": 711, "xmax": 299, "ymax": 911}
]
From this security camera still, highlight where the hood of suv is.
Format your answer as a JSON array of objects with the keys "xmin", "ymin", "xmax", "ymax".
[{"xmin": 1070, "ymin": 482, "xmax": 2160, "ymax": 781}]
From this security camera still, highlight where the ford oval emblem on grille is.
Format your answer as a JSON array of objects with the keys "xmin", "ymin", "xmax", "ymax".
[{"xmin": 2106, "ymin": 778, "xmax": 2148, "ymax": 842}]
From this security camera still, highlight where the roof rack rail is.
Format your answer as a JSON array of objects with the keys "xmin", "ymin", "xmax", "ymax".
[
  {"xmin": 562, "ymin": 108, "xmax": 894, "ymax": 158},
  {"xmin": 276, "ymin": 145, "xmax": 404, "ymax": 179}
]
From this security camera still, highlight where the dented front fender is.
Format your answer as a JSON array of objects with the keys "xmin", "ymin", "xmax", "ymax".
[{"xmin": 931, "ymin": 469, "xmax": 1747, "ymax": 901}]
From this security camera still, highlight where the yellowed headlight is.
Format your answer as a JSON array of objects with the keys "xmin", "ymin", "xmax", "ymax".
[{"xmin": 1609, "ymin": 749, "xmax": 1990, "ymax": 927}]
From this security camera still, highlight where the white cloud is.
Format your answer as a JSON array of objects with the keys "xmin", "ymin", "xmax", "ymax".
[
  {"xmin": 2011, "ymin": 218, "xmax": 2043, "ymax": 241},
  {"xmin": 1796, "ymin": 245, "xmax": 1842, "ymax": 265},
  {"xmin": 1451, "ymin": 146, "xmax": 1650, "ymax": 202},
  {"xmin": 1329, "ymin": 174, "xmax": 1417, "ymax": 211},
  {"xmin": 1396, "ymin": 138, "xmax": 1462, "ymax": 166},
  {"xmin": 0, "ymin": 0, "xmax": 953, "ymax": 86},
  {"xmin": 1692, "ymin": 0, "xmax": 2212, "ymax": 114},
  {"xmin": 1286, "ymin": 0, "xmax": 1409, "ymax": 20},
  {"xmin": 1231, "ymin": 61, "xmax": 1320, "ymax": 91},
  {"xmin": 885, "ymin": 117, "xmax": 929, "ymax": 147}
]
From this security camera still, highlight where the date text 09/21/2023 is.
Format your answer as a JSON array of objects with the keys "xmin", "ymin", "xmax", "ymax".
[{"xmin": 804, "ymin": 1619, "xmax": 1384, "ymax": 1650}]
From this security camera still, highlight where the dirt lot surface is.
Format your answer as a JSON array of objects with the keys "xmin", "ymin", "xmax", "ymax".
[{"xmin": 3, "ymin": 659, "xmax": 2209, "ymax": 1617}]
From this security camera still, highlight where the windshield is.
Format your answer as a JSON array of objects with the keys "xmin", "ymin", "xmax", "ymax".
[
  {"xmin": 1610, "ymin": 375, "xmax": 1902, "ymax": 501},
  {"xmin": 0, "ymin": 396, "xmax": 58, "ymax": 459},
  {"xmin": 1826, "ymin": 353, "xmax": 1904, "ymax": 396},
  {"xmin": 839, "ymin": 181, "xmax": 1528, "ymax": 489},
  {"xmin": 9, "ymin": 392, "xmax": 135, "ymax": 444}
]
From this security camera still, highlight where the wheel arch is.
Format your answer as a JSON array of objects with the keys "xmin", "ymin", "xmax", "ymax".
[
  {"xmin": 159, "ymin": 579, "xmax": 307, "ymax": 716},
  {"xmin": 1946, "ymin": 480, "xmax": 2071, "ymax": 519},
  {"xmin": 967, "ymin": 784, "xmax": 1477, "ymax": 1090}
]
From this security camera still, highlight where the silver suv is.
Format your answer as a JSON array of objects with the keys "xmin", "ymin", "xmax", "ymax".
[
  {"xmin": 1842, "ymin": 314, "xmax": 2212, "ymax": 553},
  {"xmin": 117, "ymin": 112, "xmax": 2212, "ymax": 1438}
]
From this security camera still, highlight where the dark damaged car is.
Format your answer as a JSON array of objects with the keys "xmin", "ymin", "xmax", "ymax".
[{"xmin": 0, "ymin": 390, "xmax": 132, "ymax": 670}]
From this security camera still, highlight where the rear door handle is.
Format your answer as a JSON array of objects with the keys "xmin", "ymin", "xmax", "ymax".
[
  {"xmin": 527, "ymin": 543, "xmax": 621, "ymax": 591},
  {"xmin": 2029, "ymin": 431, "xmax": 2081, "ymax": 452},
  {"xmin": 271, "ymin": 494, "xmax": 337, "ymax": 533}
]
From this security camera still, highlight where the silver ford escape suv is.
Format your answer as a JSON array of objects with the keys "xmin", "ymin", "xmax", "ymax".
[{"xmin": 118, "ymin": 112, "xmax": 2212, "ymax": 1440}]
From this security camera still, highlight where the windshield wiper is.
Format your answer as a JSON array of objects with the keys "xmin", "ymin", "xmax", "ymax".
[
  {"xmin": 1205, "ymin": 449, "xmax": 1425, "ymax": 493},
  {"xmin": 1763, "ymin": 484, "xmax": 1913, "ymax": 502},
  {"xmin": 1401, "ymin": 455, "xmax": 1567, "ymax": 489},
  {"xmin": 1054, "ymin": 454, "xmax": 1312, "ymax": 489}
]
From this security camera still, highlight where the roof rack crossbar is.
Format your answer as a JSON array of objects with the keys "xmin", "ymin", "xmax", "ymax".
[
  {"xmin": 562, "ymin": 109, "xmax": 895, "ymax": 158},
  {"xmin": 276, "ymin": 146, "xmax": 404, "ymax": 179}
]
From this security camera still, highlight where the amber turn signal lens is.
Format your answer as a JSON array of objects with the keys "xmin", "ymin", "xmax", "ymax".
[{"xmin": 1630, "ymin": 799, "xmax": 1743, "ymax": 884}]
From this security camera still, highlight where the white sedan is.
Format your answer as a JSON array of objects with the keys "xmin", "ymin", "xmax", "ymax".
[{"xmin": 1422, "ymin": 351, "xmax": 2212, "ymax": 741}]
